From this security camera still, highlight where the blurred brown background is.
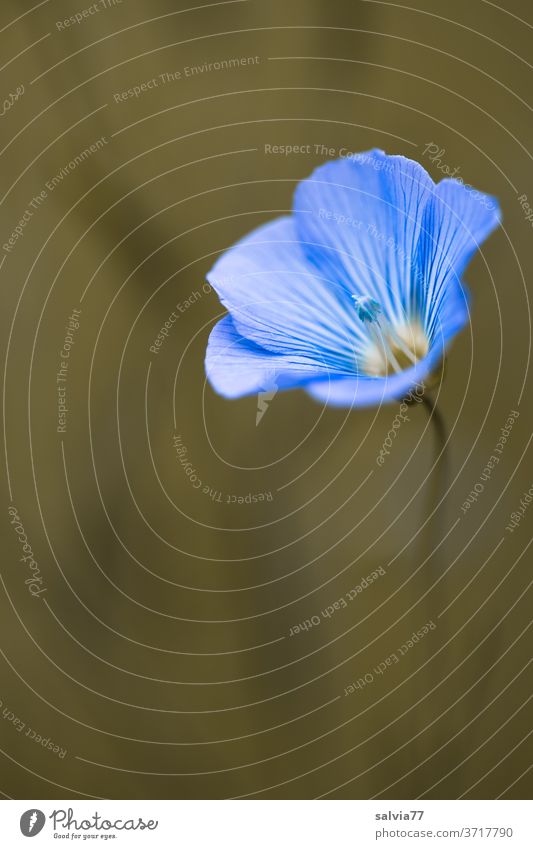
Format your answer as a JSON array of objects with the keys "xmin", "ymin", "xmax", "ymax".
[{"xmin": 0, "ymin": 0, "xmax": 531, "ymax": 799}]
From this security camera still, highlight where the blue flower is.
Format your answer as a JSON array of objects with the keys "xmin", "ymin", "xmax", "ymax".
[{"xmin": 205, "ymin": 149, "xmax": 500, "ymax": 406}]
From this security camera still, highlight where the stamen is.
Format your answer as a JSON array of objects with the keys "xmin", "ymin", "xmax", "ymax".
[
  {"xmin": 388, "ymin": 326, "xmax": 418, "ymax": 365},
  {"xmin": 352, "ymin": 294, "xmax": 428, "ymax": 377},
  {"xmin": 373, "ymin": 322, "xmax": 404, "ymax": 374}
]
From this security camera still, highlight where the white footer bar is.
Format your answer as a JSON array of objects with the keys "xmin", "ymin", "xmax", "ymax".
[{"xmin": 1, "ymin": 799, "xmax": 531, "ymax": 848}]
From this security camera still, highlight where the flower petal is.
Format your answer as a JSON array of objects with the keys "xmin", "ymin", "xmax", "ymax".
[
  {"xmin": 204, "ymin": 153, "xmax": 501, "ymax": 408},
  {"xmin": 207, "ymin": 216, "xmax": 363, "ymax": 368},
  {"xmin": 293, "ymin": 149, "xmax": 435, "ymax": 325},
  {"xmin": 418, "ymin": 178, "xmax": 501, "ymax": 341},
  {"xmin": 205, "ymin": 315, "xmax": 340, "ymax": 399},
  {"xmin": 305, "ymin": 342, "xmax": 444, "ymax": 407}
]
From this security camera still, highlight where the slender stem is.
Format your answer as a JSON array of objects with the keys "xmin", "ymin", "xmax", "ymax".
[
  {"xmin": 412, "ymin": 393, "xmax": 450, "ymax": 757},
  {"xmin": 421, "ymin": 393, "xmax": 449, "ymax": 568}
]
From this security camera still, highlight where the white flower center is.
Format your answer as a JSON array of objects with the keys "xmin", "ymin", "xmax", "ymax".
[{"xmin": 362, "ymin": 319, "xmax": 429, "ymax": 376}]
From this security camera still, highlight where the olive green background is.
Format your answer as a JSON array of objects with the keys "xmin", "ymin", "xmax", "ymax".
[{"xmin": 0, "ymin": 0, "xmax": 531, "ymax": 799}]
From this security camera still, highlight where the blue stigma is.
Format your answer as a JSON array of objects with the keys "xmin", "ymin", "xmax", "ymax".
[{"xmin": 351, "ymin": 295, "xmax": 382, "ymax": 324}]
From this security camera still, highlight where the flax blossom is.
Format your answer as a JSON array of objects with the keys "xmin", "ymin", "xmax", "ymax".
[{"xmin": 205, "ymin": 150, "xmax": 500, "ymax": 406}]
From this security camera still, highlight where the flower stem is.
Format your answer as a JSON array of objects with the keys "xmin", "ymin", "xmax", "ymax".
[{"xmin": 421, "ymin": 393, "xmax": 449, "ymax": 569}]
